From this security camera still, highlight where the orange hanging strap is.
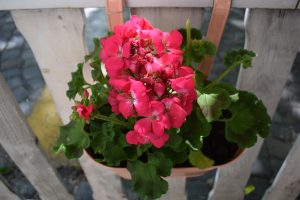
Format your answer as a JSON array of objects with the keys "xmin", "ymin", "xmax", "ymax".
[
  {"xmin": 198, "ymin": 0, "xmax": 232, "ymax": 77},
  {"xmin": 105, "ymin": 0, "xmax": 124, "ymax": 31}
]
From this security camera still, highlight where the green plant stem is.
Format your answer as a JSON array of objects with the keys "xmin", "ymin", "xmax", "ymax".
[
  {"xmin": 97, "ymin": 64, "xmax": 107, "ymax": 84},
  {"xmin": 93, "ymin": 114, "xmax": 132, "ymax": 129},
  {"xmin": 204, "ymin": 61, "xmax": 242, "ymax": 91},
  {"xmin": 186, "ymin": 18, "xmax": 192, "ymax": 66}
]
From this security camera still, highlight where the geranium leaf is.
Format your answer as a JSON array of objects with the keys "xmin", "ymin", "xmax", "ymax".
[
  {"xmin": 191, "ymin": 40, "xmax": 216, "ymax": 63},
  {"xmin": 178, "ymin": 28, "xmax": 202, "ymax": 48},
  {"xmin": 161, "ymin": 148, "xmax": 188, "ymax": 165},
  {"xmin": 181, "ymin": 109, "xmax": 211, "ymax": 150},
  {"xmin": 225, "ymin": 127, "xmax": 258, "ymax": 147},
  {"xmin": 166, "ymin": 129, "xmax": 186, "ymax": 152},
  {"xmin": 66, "ymin": 63, "xmax": 86, "ymax": 100},
  {"xmin": 148, "ymin": 152, "xmax": 173, "ymax": 177},
  {"xmin": 194, "ymin": 70, "xmax": 205, "ymax": 91},
  {"xmin": 53, "ymin": 120, "xmax": 90, "ymax": 159},
  {"xmin": 225, "ymin": 91, "xmax": 271, "ymax": 147},
  {"xmin": 102, "ymin": 144, "xmax": 127, "ymax": 166},
  {"xmin": 197, "ymin": 88, "xmax": 231, "ymax": 122},
  {"xmin": 90, "ymin": 122, "xmax": 115, "ymax": 153},
  {"xmin": 127, "ymin": 152, "xmax": 172, "ymax": 199},
  {"xmin": 227, "ymin": 109, "xmax": 254, "ymax": 134},
  {"xmin": 189, "ymin": 150, "xmax": 214, "ymax": 169},
  {"xmin": 224, "ymin": 49, "xmax": 256, "ymax": 68}
]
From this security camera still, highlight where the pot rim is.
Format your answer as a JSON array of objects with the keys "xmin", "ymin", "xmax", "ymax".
[{"xmin": 84, "ymin": 147, "xmax": 245, "ymax": 171}]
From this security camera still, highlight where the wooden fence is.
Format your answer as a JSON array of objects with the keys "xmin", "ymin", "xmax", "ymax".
[{"xmin": 0, "ymin": 0, "xmax": 300, "ymax": 199}]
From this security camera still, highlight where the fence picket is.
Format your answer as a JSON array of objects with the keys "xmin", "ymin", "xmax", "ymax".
[
  {"xmin": 0, "ymin": 0, "xmax": 299, "ymax": 10},
  {"xmin": 262, "ymin": 134, "xmax": 300, "ymax": 200},
  {"xmin": 11, "ymin": 9, "xmax": 126, "ymax": 200},
  {"xmin": 0, "ymin": 180, "xmax": 20, "ymax": 200},
  {"xmin": 131, "ymin": 7, "xmax": 203, "ymax": 31},
  {"xmin": 208, "ymin": 9, "xmax": 300, "ymax": 200},
  {"xmin": 0, "ymin": 74, "xmax": 73, "ymax": 200}
]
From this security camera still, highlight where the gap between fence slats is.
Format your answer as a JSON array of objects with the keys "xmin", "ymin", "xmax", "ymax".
[
  {"xmin": 0, "ymin": 180, "xmax": 20, "ymax": 200},
  {"xmin": 0, "ymin": 74, "xmax": 73, "ymax": 200},
  {"xmin": 208, "ymin": 9, "xmax": 300, "ymax": 200},
  {"xmin": 262, "ymin": 135, "xmax": 300, "ymax": 200},
  {"xmin": 0, "ymin": 0, "xmax": 300, "ymax": 10},
  {"xmin": 11, "ymin": 9, "xmax": 126, "ymax": 200}
]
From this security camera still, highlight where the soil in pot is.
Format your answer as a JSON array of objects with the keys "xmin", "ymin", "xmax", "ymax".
[{"xmin": 201, "ymin": 121, "xmax": 239, "ymax": 165}]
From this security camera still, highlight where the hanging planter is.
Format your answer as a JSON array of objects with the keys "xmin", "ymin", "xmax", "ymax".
[{"xmin": 53, "ymin": 10, "xmax": 271, "ymax": 199}]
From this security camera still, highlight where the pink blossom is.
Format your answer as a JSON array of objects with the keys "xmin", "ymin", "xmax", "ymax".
[
  {"xmin": 83, "ymin": 89, "xmax": 89, "ymax": 98},
  {"xmin": 162, "ymin": 98, "xmax": 187, "ymax": 128},
  {"xmin": 76, "ymin": 104, "xmax": 94, "ymax": 120},
  {"xmin": 116, "ymin": 80, "xmax": 149, "ymax": 119},
  {"xmin": 98, "ymin": 16, "xmax": 200, "ymax": 148},
  {"xmin": 108, "ymin": 90, "xmax": 120, "ymax": 114}
]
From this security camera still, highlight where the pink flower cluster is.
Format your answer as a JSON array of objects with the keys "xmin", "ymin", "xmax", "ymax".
[{"xmin": 100, "ymin": 16, "xmax": 196, "ymax": 148}]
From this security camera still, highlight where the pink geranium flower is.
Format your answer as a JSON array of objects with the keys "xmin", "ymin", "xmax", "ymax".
[
  {"xmin": 108, "ymin": 90, "xmax": 120, "ymax": 114},
  {"xmin": 99, "ymin": 16, "xmax": 198, "ymax": 148},
  {"xmin": 76, "ymin": 104, "xmax": 94, "ymax": 120},
  {"xmin": 116, "ymin": 79, "xmax": 149, "ymax": 119},
  {"xmin": 126, "ymin": 101, "xmax": 170, "ymax": 148}
]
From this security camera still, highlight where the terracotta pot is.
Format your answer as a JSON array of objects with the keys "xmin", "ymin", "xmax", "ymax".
[{"xmin": 84, "ymin": 148, "xmax": 245, "ymax": 180}]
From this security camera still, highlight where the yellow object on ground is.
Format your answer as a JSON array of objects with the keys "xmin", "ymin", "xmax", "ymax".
[{"xmin": 27, "ymin": 87, "xmax": 79, "ymax": 167}]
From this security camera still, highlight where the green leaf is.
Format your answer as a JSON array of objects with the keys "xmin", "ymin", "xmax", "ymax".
[
  {"xmin": 166, "ymin": 129, "xmax": 186, "ymax": 152},
  {"xmin": 178, "ymin": 28, "xmax": 202, "ymax": 48},
  {"xmin": 102, "ymin": 144, "xmax": 127, "ymax": 166},
  {"xmin": 225, "ymin": 91, "xmax": 271, "ymax": 147},
  {"xmin": 197, "ymin": 87, "xmax": 231, "ymax": 122},
  {"xmin": 181, "ymin": 109, "xmax": 211, "ymax": 150},
  {"xmin": 195, "ymin": 70, "xmax": 205, "ymax": 91},
  {"xmin": 227, "ymin": 109, "xmax": 254, "ymax": 134},
  {"xmin": 90, "ymin": 121, "xmax": 129, "ymax": 166},
  {"xmin": 148, "ymin": 152, "xmax": 173, "ymax": 177},
  {"xmin": 224, "ymin": 49, "xmax": 256, "ymax": 69},
  {"xmin": 127, "ymin": 152, "xmax": 172, "ymax": 199},
  {"xmin": 244, "ymin": 185, "xmax": 255, "ymax": 195},
  {"xmin": 161, "ymin": 148, "xmax": 188, "ymax": 165},
  {"xmin": 189, "ymin": 150, "xmax": 214, "ymax": 169},
  {"xmin": 53, "ymin": 120, "xmax": 90, "ymax": 159},
  {"xmin": 66, "ymin": 63, "xmax": 86, "ymax": 100},
  {"xmin": 90, "ymin": 122, "xmax": 115, "ymax": 153},
  {"xmin": 191, "ymin": 40, "xmax": 216, "ymax": 63}
]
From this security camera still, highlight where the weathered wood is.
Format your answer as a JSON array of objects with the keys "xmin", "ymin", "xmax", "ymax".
[
  {"xmin": 262, "ymin": 135, "xmax": 300, "ymax": 200},
  {"xmin": 0, "ymin": 0, "xmax": 299, "ymax": 10},
  {"xmin": 208, "ymin": 9, "xmax": 300, "ymax": 200},
  {"xmin": 0, "ymin": 74, "xmax": 73, "ymax": 200},
  {"xmin": 131, "ymin": 7, "xmax": 203, "ymax": 31},
  {"xmin": 160, "ymin": 177, "xmax": 187, "ymax": 200},
  {"xmin": 80, "ymin": 152, "xmax": 127, "ymax": 199},
  {"xmin": 0, "ymin": 180, "xmax": 20, "ymax": 200},
  {"xmin": 11, "ymin": 9, "xmax": 125, "ymax": 200}
]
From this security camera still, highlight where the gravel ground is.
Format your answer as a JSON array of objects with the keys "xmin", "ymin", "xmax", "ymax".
[{"xmin": 0, "ymin": 8, "xmax": 300, "ymax": 200}]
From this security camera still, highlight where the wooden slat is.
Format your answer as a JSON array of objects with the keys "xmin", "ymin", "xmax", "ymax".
[
  {"xmin": 0, "ymin": 0, "xmax": 299, "ymax": 10},
  {"xmin": 131, "ymin": 7, "xmax": 203, "ymax": 31},
  {"xmin": 262, "ymin": 135, "xmax": 300, "ymax": 200},
  {"xmin": 160, "ymin": 178, "xmax": 187, "ymax": 200},
  {"xmin": 0, "ymin": 74, "xmax": 73, "ymax": 200},
  {"xmin": 80, "ymin": 152, "xmax": 127, "ymax": 199},
  {"xmin": 131, "ymin": 7, "xmax": 204, "ymax": 200},
  {"xmin": 11, "ymin": 9, "xmax": 125, "ymax": 200},
  {"xmin": 0, "ymin": 180, "xmax": 20, "ymax": 200},
  {"xmin": 208, "ymin": 9, "xmax": 300, "ymax": 200}
]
